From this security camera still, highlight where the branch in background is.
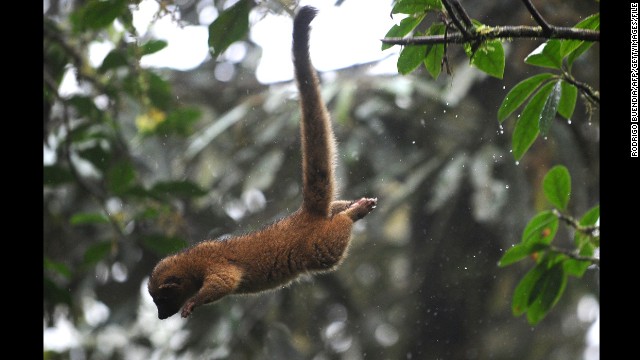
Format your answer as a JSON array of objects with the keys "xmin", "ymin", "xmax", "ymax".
[
  {"xmin": 449, "ymin": 0, "xmax": 473, "ymax": 29},
  {"xmin": 381, "ymin": 25, "xmax": 599, "ymax": 46}
]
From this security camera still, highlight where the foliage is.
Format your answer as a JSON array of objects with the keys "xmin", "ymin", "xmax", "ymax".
[
  {"xmin": 383, "ymin": 0, "xmax": 599, "ymax": 324},
  {"xmin": 498, "ymin": 166, "xmax": 599, "ymax": 325}
]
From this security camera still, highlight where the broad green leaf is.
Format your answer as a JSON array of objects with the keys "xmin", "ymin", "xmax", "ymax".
[
  {"xmin": 424, "ymin": 24, "xmax": 446, "ymax": 78},
  {"xmin": 557, "ymin": 82, "xmax": 578, "ymax": 119},
  {"xmin": 99, "ymin": 49, "xmax": 128, "ymax": 73},
  {"xmin": 563, "ymin": 242, "xmax": 595, "ymax": 278},
  {"xmin": 382, "ymin": 15, "xmax": 425, "ymax": 51},
  {"xmin": 44, "ymin": 165, "xmax": 73, "ymax": 186},
  {"xmin": 468, "ymin": 40, "xmax": 505, "ymax": 79},
  {"xmin": 539, "ymin": 80, "xmax": 562, "ymax": 136},
  {"xmin": 72, "ymin": 0, "xmax": 127, "ymax": 32},
  {"xmin": 526, "ymin": 263, "xmax": 567, "ymax": 325},
  {"xmin": 498, "ymin": 73, "xmax": 554, "ymax": 122},
  {"xmin": 560, "ymin": 14, "xmax": 600, "ymax": 59},
  {"xmin": 70, "ymin": 212, "xmax": 110, "ymax": 225},
  {"xmin": 44, "ymin": 258, "xmax": 72, "ymax": 278},
  {"xmin": 525, "ymin": 40, "xmax": 562, "ymax": 70},
  {"xmin": 156, "ymin": 107, "xmax": 202, "ymax": 136},
  {"xmin": 78, "ymin": 145, "xmax": 111, "ymax": 172},
  {"xmin": 512, "ymin": 264, "xmax": 544, "ymax": 316},
  {"xmin": 83, "ymin": 241, "xmax": 112, "ymax": 265},
  {"xmin": 512, "ymin": 81, "xmax": 555, "ymax": 160},
  {"xmin": 499, "ymin": 242, "xmax": 549, "ymax": 267},
  {"xmin": 143, "ymin": 234, "xmax": 188, "ymax": 256},
  {"xmin": 522, "ymin": 210, "xmax": 559, "ymax": 246},
  {"xmin": 151, "ymin": 181, "xmax": 208, "ymax": 198},
  {"xmin": 208, "ymin": 0, "xmax": 250, "ymax": 58},
  {"xmin": 147, "ymin": 72, "xmax": 173, "ymax": 111},
  {"xmin": 141, "ymin": 40, "xmax": 168, "ymax": 56},
  {"xmin": 391, "ymin": 0, "xmax": 443, "ymax": 14},
  {"xmin": 580, "ymin": 205, "xmax": 600, "ymax": 226},
  {"xmin": 68, "ymin": 96, "xmax": 101, "ymax": 120},
  {"xmin": 543, "ymin": 165, "xmax": 571, "ymax": 210},
  {"xmin": 398, "ymin": 43, "xmax": 427, "ymax": 74},
  {"xmin": 567, "ymin": 41, "xmax": 594, "ymax": 69},
  {"xmin": 107, "ymin": 160, "xmax": 136, "ymax": 194}
]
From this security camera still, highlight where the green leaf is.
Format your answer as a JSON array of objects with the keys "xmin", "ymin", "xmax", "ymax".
[
  {"xmin": 498, "ymin": 73, "xmax": 554, "ymax": 122},
  {"xmin": 68, "ymin": 96, "xmax": 102, "ymax": 120},
  {"xmin": 567, "ymin": 40, "xmax": 594, "ymax": 69},
  {"xmin": 525, "ymin": 40, "xmax": 562, "ymax": 70},
  {"xmin": 70, "ymin": 212, "xmax": 110, "ymax": 225},
  {"xmin": 382, "ymin": 15, "xmax": 425, "ymax": 51},
  {"xmin": 83, "ymin": 241, "xmax": 112, "ymax": 265},
  {"xmin": 44, "ymin": 165, "xmax": 73, "ymax": 186},
  {"xmin": 512, "ymin": 81, "xmax": 555, "ymax": 160},
  {"xmin": 526, "ymin": 262, "xmax": 567, "ymax": 325},
  {"xmin": 499, "ymin": 242, "xmax": 549, "ymax": 267},
  {"xmin": 143, "ymin": 235, "xmax": 188, "ymax": 256},
  {"xmin": 156, "ymin": 107, "xmax": 202, "ymax": 136},
  {"xmin": 72, "ymin": 0, "xmax": 127, "ymax": 32},
  {"xmin": 580, "ymin": 205, "xmax": 600, "ymax": 227},
  {"xmin": 44, "ymin": 258, "xmax": 72, "ymax": 279},
  {"xmin": 78, "ymin": 145, "xmax": 111, "ymax": 172},
  {"xmin": 397, "ymin": 43, "xmax": 427, "ymax": 74},
  {"xmin": 424, "ymin": 24, "xmax": 446, "ymax": 78},
  {"xmin": 208, "ymin": 0, "xmax": 250, "ymax": 58},
  {"xmin": 99, "ymin": 49, "xmax": 128, "ymax": 73},
  {"xmin": 539, "ymin": 80, "xmax": 562, "ymax": 136},
  {"xmin": 147, "ymin": 72, "xmax": 173, "ymax": 111},
  {"xmin": 560, "ymin": 14, "xmax": 600, "ymax": 59},
  {"xmin": 543, "ymin": 165, "xmax": 571, "ymax": 210},
  {"xmin": 44, "ymin": 276, "xmax": 72, "ymax": 306},
  {"xmin": 141, "ymin": 40, "xmax": 168, "ymax": 56},
  {"xmin": 151, "ymin": 180, "xmax": 208, "ymax": 198},
  {"xmin": 557, "ymin": 81, "xmax": 578, "ymax": 119},
  {"xmin": 522, "ymin": 210, "xmax": 559, "ymax": 246},
  {"xmin": 391, "ymin": 0, "xmax": 443, "ymax": 14},
  {"xmin": 107, "ymin": 160, "xmax": 136, "ymax": 194},
  {"xmin": 512, "ymin": 264, "xmax": 544, "ymax": 316},
  {"xmin": 468, "ymin": 40, "xmax": 505, "ymax": 79}
]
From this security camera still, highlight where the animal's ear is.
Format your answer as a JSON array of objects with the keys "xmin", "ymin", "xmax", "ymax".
[{"xmin": 160, "ymin": 276, "xmax": 182, "ymax": 289}]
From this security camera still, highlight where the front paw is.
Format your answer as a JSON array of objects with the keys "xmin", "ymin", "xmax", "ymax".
[{"xmin": 181, "ymin": 300, "xmax": 196, "ymax": 318}]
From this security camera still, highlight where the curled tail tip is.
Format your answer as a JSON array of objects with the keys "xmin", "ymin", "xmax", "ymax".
[{"xmin": 293, "ymin": 6, "xmax": 318, "ymax": 41}]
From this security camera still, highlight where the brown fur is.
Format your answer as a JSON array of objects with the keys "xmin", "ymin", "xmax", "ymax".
[{"xmin": 148, "ymin": 6, "xmax": 377, "ymax": 319}]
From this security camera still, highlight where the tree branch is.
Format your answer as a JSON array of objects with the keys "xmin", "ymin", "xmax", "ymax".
[
  {"xmin": 381, "ymin": 25, "xmax": 599, "ymax": 46},
  {"xmin": 441, "ymin": 0, "xmax": 472, "ymax": 39},
  {"xmin": 562, "ymin": 72, "xmax": 600, "ymax": 104}
]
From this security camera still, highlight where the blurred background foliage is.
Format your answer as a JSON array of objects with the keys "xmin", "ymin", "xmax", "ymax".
[{"xmin": 43, "ymin": 0, "xmax": 599, "ymax": 359}]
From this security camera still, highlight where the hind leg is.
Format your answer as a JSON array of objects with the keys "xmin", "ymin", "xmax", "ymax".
[{"xmin": 335, "ymin": 198, "xmax": 377, "ymax": 221}]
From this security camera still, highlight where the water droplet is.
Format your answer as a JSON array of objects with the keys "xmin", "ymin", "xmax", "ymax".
[
  {"xmin": 543, "ymin": 136, "xmax": 548, "ymax": 140},
  {"xmin": 567, "ymin": 119, "xmax": 572, "ymax": 125},
  {"xmin": 412, "ymin": 141, "xmax": 416, "ymax": 144},
  {"xmin": 505, "ymin": 184, "xmax": 509, "ymax": 189},
  {"xmin": 515, "ymin": 161, "xmax": 520, "ymax": 166},
  {"xmin": 503, "ymin": 85, "xmax": 506, "ymax": 90}
]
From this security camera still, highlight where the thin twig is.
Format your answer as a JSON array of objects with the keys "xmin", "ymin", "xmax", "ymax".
[
  {"xmin": 562, "ymin": 72, "xmax": 600, "ymax": 104},
  {"xmin": 521, "ymin": 0, "xmax": 552, "ymax": 35},
  {"xmin": 550, "ymin": 245, "xmax": 600, "ymax": 267},
  {"xmin": 551, "ymin": 209, "xmax": 599, "ymax": 237},
  {"xmin": 381, "ymin": 25, "xmax": 599, "ymax": 45},
  {"xmin": 450, "ymin": 0, "xmax": 473, "ymax": 29},
  {"xmin": 441, "ymin": 0, "xmax": 472, "ymax": 39}
]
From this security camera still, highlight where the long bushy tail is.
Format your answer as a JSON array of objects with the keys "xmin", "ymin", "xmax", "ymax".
[{"xmin": 293, "ymin": 6, "xmax": 336, "ymax": 217}]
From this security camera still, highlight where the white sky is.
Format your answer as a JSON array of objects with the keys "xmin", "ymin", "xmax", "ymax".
[{"xmin": 135, "ymin": 0, "xmax": 400, "ymax": 83}]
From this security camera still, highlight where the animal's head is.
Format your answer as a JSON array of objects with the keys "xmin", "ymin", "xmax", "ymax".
[{"xmin": 148, "ymin": 257, "xmax": 195, "ymax": 319}]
